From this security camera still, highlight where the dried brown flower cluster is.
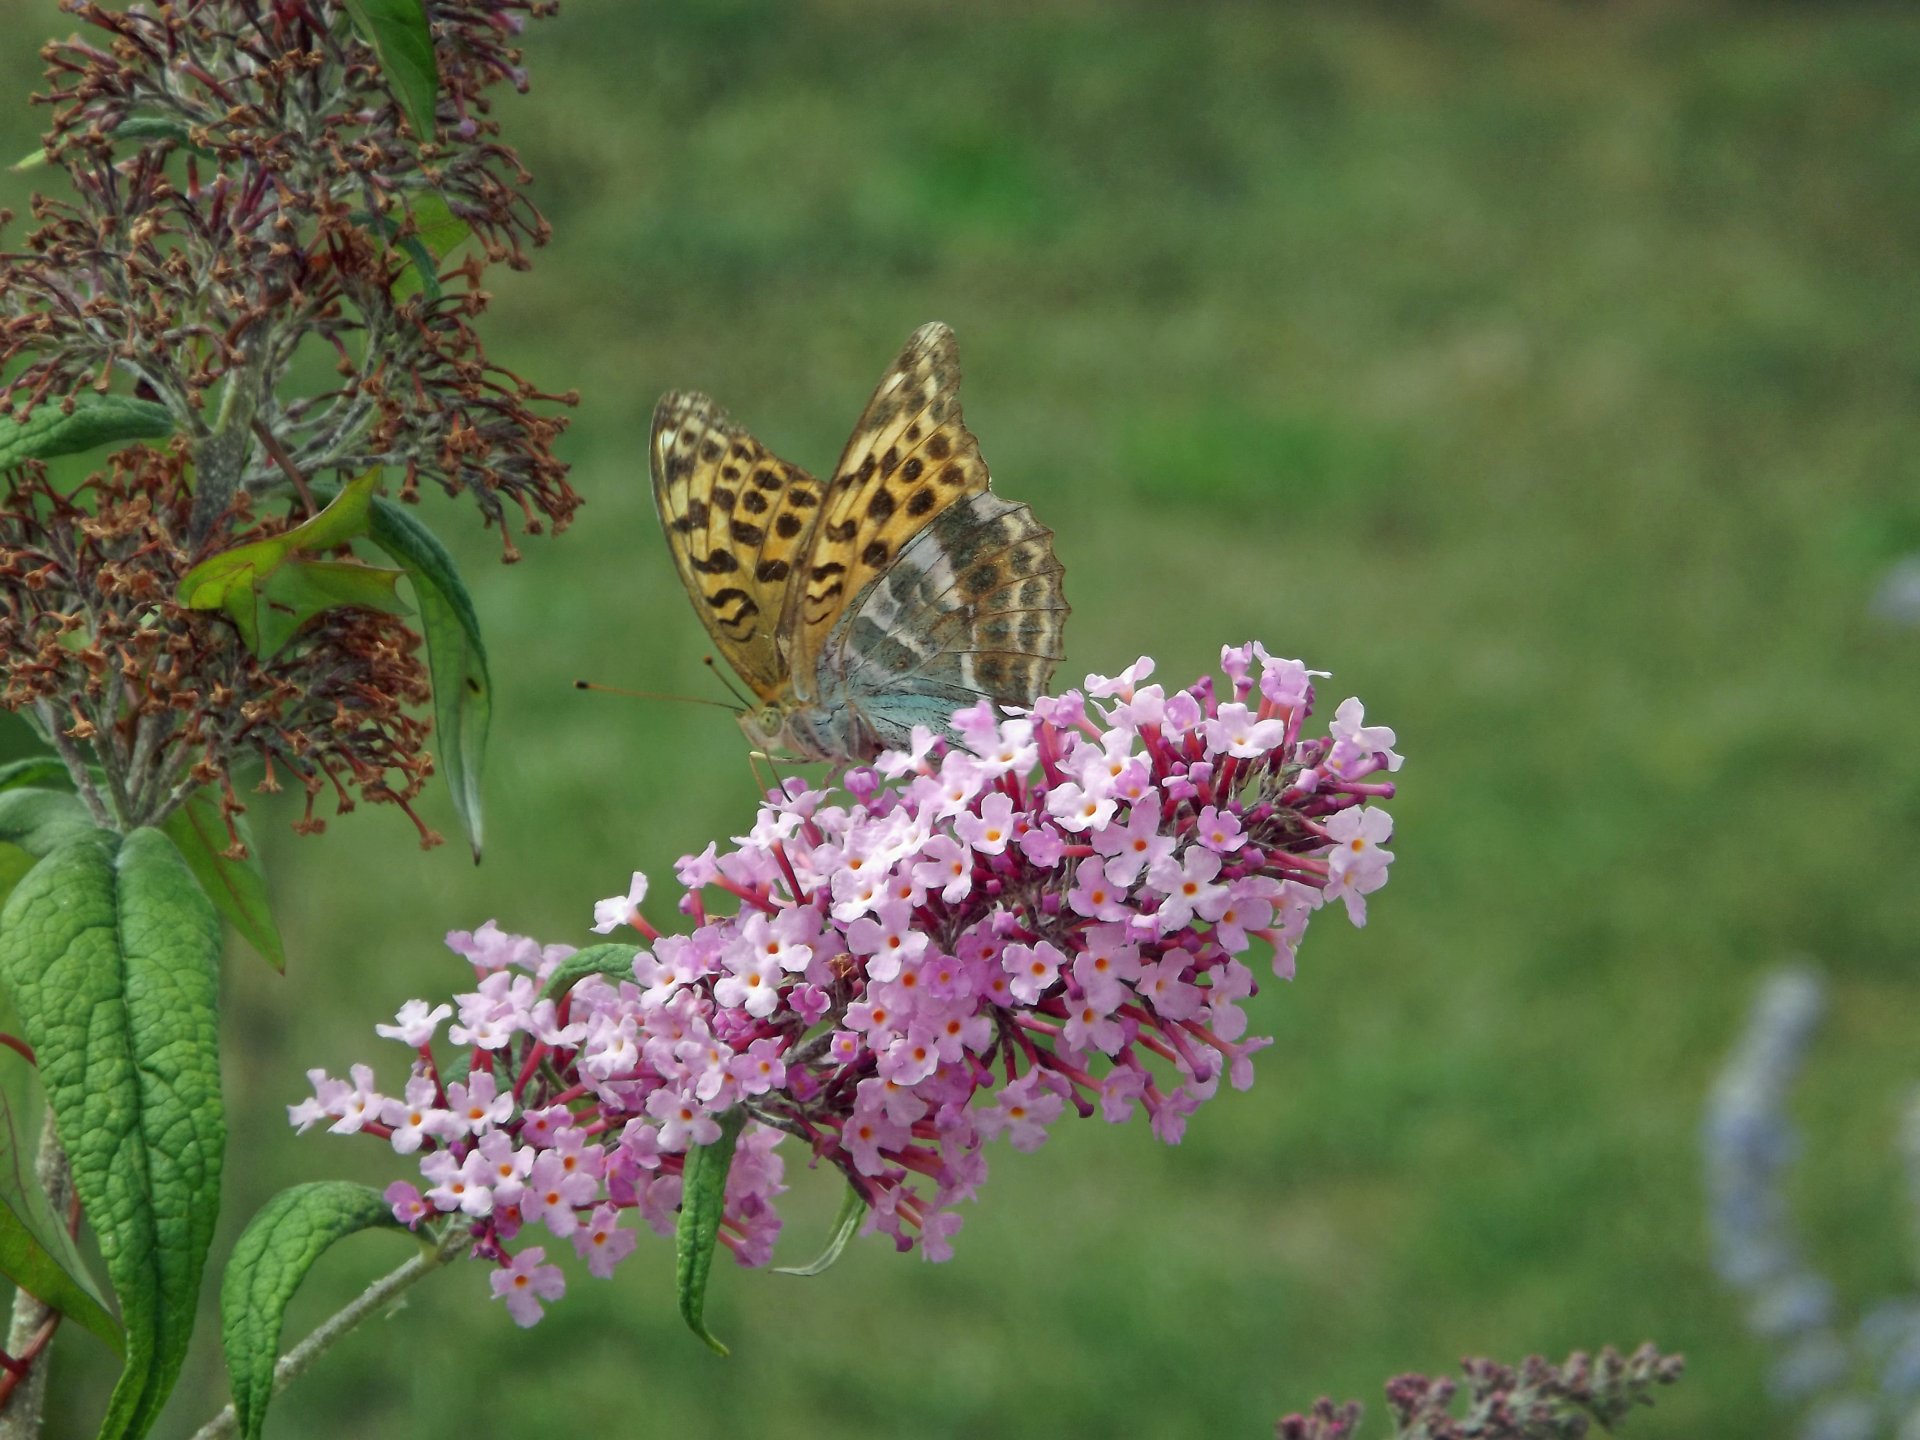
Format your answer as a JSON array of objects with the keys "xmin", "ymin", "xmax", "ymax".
[
  {"xmin": 0, "ymin": 0, "xmax": 570, "ymax": 847},
  {"xmin": 0, "ymin": 453, "xmax": 437, "ymax": 845},
  {"xmin": 0, "ymin": 0, "xmax": 577, "ymax": 551},
  {"xmin": 1275, "ymin": 1345, "xmax": 1685, "ymax": 1440}
]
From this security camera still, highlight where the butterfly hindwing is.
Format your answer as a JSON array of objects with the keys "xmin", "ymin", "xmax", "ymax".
[
  {"xmin": 651, "ymin": 390, "xmax": 827, "ymax": 702},
  {"xmin": 821, "ymin": 492, "xmax": 1067, "ymax": 731},
  {"xmin": 786, "ymin": 322, "xmax": 990, "ymax": 679}
]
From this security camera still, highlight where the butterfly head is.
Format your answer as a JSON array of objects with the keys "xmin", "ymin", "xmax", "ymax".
[
  {"xmin": 738, "ymin": 696, "xmax": 880, "ymax": 766},
  {"xmin": 739, "ymin": 702, "xmax": 793, "ymax": 756}
]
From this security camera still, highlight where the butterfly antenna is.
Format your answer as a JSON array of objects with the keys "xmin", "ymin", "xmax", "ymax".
[
  {"xmin": 702, "ymin": 654, "xmax": 755, "ymax": 711},
  {"xmin": 746, "ymin": 747, "xmax": 799, "ymax": 804},
  {"xmin": 747, "ymin": 748, "xmax": 775, "ymax": 799},
  {"xmin": 573, "ymin": 680, "xmax": 741, "ymax": 713}
]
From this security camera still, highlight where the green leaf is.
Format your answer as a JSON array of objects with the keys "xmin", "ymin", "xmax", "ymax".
[
  {"xmin": 251, "ymin": 557, "xmax": 409, "ymax": 660},
  {"xmin": 0, "ymin": 788, "xmax": 95, "ymax": 857},
  {"xmin": 539, "ymin": 943, "xmax": 640, "ymax": 1003},
  {"xmin": 406, "ymin": 190, "xmax": 470, "ymax": 260},
  {"xmin": 0, "ymin": 758, "xmax": 69, "ymax": 794},
  {"xmin": 0, "ymin": 841, "xmax": 35, "ymax": 910},
  {"xmin": 0, "ymin": 1040, "xmax": 121, "ymax": 1354},
  {"xmin": 282, "ymin": 468, "xmax": 384, "ymax": 554},
  {"xmin": 0, "ymin": 396, "xmax": 174, "ymax": 469},
  {"xmin": 220, "ymin": 1182, "xmax": 409, "ymax": 1440},
  {"xmin": 364, "ymin": 495, "xmax": 491, "ymax": 860},
  {"xmin": 676, "ymin": 1107, "xmax": 745, "ymax": 1356},
  {"xmin": 772, "ymin": 1180, "xmax": 866, "ymax": 1277},
  {"xmin": 390, "ymin": 191, "xmax": 470, "ymax": 302},
  {"xmin": 161, "ymin": 788, "xmax": 285, "ymax": 973},
  {"xmin": 342, "ymin": 0, "xmax": 440, "ymax": 141},
  {"xmin": 436, "ymin": 1048, "xmax": 472, "ymax": 1092},
  {"xmin": 392, "ymin": 234, "xmax": 441, "ymax": 300},
  {"xmin": 177, "ymin": 469, "xmax": 379, "ymax": 609},
  {"xmin": 177, "ymin": 469, "xmax": 399, "ymax": 659},
  {"xmin": 0, "ymin": 827, "xmax": 224, "ymax": 1440},
  {"xmin": 109, "ymin": 116, "xmax": 208, "ymax": 152}
]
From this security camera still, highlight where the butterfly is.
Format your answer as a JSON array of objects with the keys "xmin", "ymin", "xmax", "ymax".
[{"xmin": 651, "ymin": 322, "xmax": 1068, "ymax": 764}]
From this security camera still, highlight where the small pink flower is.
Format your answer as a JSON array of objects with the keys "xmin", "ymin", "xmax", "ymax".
[
  {"xmin": 913, "ymin": 834, "xmax": 975, "ymax": 904},
  {"xmin": 591, "ymin": 871, "xmax": 650, "ymax": 935},
  {"xmin": 644, "ymin": 1086, "xmax": 721, "ymax": 1152},
  {"xmin": 1091, "ymin": 792, "xmax": 1174, "ymax": 884},
  {"xmin": 375, "ymin": 1000, "xmax": 452, "ymax": 1047},
  {"xmin": 846, "ymin": 899, "xmax": 929, "ymax": 983},
  {"xmin": 490, "ymin": 1247, "xmax": 566, "ymax": 1327},
  {"xmin": 422, "ymin": 1149, "xmax": 496, "ymax": 1218},
  {"xmin": 1004, "ymin": 939, "xmax": 1066, "ymax": 1006},
  {"xmin": 1136, "ymin": 953, "xmax": 1204, "ymax": 1021},
  {"xmin": 1326, "ymin": 806, "xmax": 1394, "ymax": 876},
  {"xmin": 381, "ymin": 1075, "xmax": 454, "ymax": 1155},
  {"xmin": 1205, "ymin": 702, "xmax": 1285, "ymax": 758},
  {"xmin": 1046, "ymin": 778, "xmax": 1116, "ymax": 833},
  {"xmin": 1192, "ymin": 805, "xmax": 1245, "ymax": 854},
  {"xmin": 1146, "ymin": 846, "xmax": 1227, "ymax": 932},
  {"xmin": 1067, "ymin": 855, "xmax": 1132, "ymax": 922},
  {"xmin": 1087, "ymin": 656, "xmax": 1155, "ymax": 699},
  {"xmin": 978, "ymin": 1073, "xmax": 1065, "ymax": 1152},
  {"xmin": 524, "ymin": 1151, "xmax": 598, "ymax": 1238},
  {"xmin": 1326, "ymin": 696, "xmax": 1402, "ymax": 776},
  {"xmin": 730, "ymin": 1037, "xmax": 788, "ymax": 1096},
  {"xmin": 1259, "ymin": 655, "xmax": 1319, "ymax": 711},
  {"xmin": 444, "ymin": 1071, "xmax": 513, "ymax": 1139},
  {"xmin": 955, "ymin": 791, "xmax": 1017, "ymax": 854},
  {"xmin": 572, "ymin": 1204, "xmax": 638, "ymax": 1279},
  {"xmin": 1063, "ymin": 992, "xmax": 1126, "ymax": 1055},
  {"xmin": 327, "ymin": 1065, "xmax": 384, "ymax": 1136},
  {"xmin": 446, "ymin": 919, "xmax": 540, "ymax": 971},
  {"xmin": 843, "ymin": 1106, "xmax": 911, "ymax": 1176},
  {"xmin": 1015, "ymin": 822, "xmax": 1067, "ymax": 868},
  {"xmin": 386, "ymin": 1181, "xmax": 429, "ymax": 1227}
]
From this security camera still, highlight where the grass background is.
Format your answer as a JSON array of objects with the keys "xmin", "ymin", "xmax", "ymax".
[{"xmin": 6, "ymin": 1, "xmax": 1920, "ymax": 1434}]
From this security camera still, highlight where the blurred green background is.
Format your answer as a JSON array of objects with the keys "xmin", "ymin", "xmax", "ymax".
[{"xmin": 6, "ymin": 1, "xmax": 1920, "ymax": 1434}]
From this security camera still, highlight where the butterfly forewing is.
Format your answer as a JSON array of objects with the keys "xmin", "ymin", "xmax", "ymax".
[
  {"xmin": 821, "ymin": 491, "xmax": 1067, "ymax": 733},
  {"xmin": 786, "ymin": 322, "xmax": 990, "ymax": 679},
  {"xmin": 650, "ymin": 390, "xmax": 827, "ymax": 702}
]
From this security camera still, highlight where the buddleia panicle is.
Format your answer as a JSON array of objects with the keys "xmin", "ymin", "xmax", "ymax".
[{"xmin": 294, "ymin": 643, "xmax": 1403, "ymax": 1316}]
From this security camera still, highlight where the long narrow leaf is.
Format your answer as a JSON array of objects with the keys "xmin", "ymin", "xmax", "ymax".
[
  {"xmin": 365, "ymin": 496, "xmax": 491, "ymax": 860},
  {"xmin": 342, "ymin": 0, "xmax": 439, "ymax": 140},
  {"xmin": 221, "ymin": 1182, "xmax": 410, "ymax": 1440},
  {"xmin": 0, "ymin": 758, "xmax": 70, "ymax": 793},
  {"xmin": 0, "ymin": 788, "xmax": 94, "ymax": 857},
  {"xmin": 539, "ymin": 943, "xmax": 639, "ymax": 1003},
  {"xmin": 0, "ymin": 828, "xmax": 224, "ymax": 1439},
  {"xmin": 161, "ymin": 788, "xmax": 285, "ymax": 972},
  {"xmin": 390, "ymin": 190, "xmax": 470, "ymax": 301},
  {"xmin": 0, "ymin": 1048, "xmax": 120, "ymax": 1353},
  {"xmin": 0, "ymin": 396, "xmax": 173, "ymax": 469},
  {"xmin": 676, "ymin": 1108, "xmax": 746, "ymax": 1356},
  {"xmin": 772, "ymin": 1180, "xmax": 866, "ymax": 1278}
]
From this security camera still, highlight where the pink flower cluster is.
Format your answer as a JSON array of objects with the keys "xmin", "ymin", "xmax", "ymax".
[{"xmin": 292, "ymin": 646, "xmax": 1401, "ymax": 1324}]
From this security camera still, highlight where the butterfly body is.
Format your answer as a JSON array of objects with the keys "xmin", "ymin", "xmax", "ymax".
[{"xmin": 652, "ymin": 323, "xmax": 1067, "ymax": 763}]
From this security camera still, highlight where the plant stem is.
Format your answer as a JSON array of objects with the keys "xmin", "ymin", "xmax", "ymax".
[
  {"xmin": 34, "ymin": 701, "xmax": 112, "ymax": 829},
  {"xmin": 250, "ymin": 419, "xmax": 317, "ymax": 514},
  {"xmin": 0, "ymin": 1123, "xmax": 74, "ymax": 1440},
  {"xmin": 188, "ymin": 333, "xmax": 272, "ymax": 547}
]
